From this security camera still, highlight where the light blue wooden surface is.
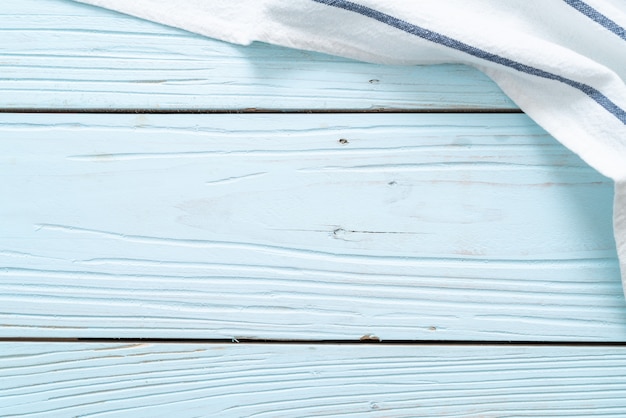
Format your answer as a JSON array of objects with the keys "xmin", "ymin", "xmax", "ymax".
[
  {"xmin": 1, "ymin": 0, "xmax": 624, "ymax": 416},
  {"xmin": 0, "ymin": 112, "xmax": 621, "ymax": 341},
  {"xmin": 0, "ymin": 0, "xmax": 516, "ymax": 111},
  {"xmin": 3, "ymin": 343, "xmax": 626, "ymax": 417}
]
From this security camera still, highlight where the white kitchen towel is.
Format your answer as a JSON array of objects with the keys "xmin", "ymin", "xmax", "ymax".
[{"xmin": 74, "ymin": 0, "xmax": 626, "ymax": 294}]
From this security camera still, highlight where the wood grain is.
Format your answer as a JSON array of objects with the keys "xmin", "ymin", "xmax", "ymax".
[
  {"xmin": 3, "ymin": 3, "xmax": 622, "ymax": 414},
  {"xmin": 0, "ymin": 112, "xmax": 622, "ymax": 341},
  {"xmin": 2, "ymin": 343, "xmax": 626, "ymax": 417},
  {"xmin": 0, "ymin": 0, "xmax": 516, "ymax": 111}
]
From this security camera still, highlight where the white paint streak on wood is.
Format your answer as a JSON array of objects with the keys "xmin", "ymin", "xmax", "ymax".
[
  {"xmin": 0, "ymin": 113, "xmax": 621, "ymax": 340},
  {"xmin": 0, "ymin": 0, "xmax": 516, "ymax": 110},
  {"xmin": 2, "ymin": 343, "xmax": 626, "ymax": 417}
]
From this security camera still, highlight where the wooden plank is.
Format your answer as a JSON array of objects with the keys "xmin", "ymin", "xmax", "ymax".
[
  {"xmin": 0, "ymin": 0, "xmax": 516, "ymax": 111},
  {"xmin": 2, "ymin": 342, "xmax": 626, "ymax": 417},
  {"xmin": 0, "ymin": 113, "xmax": 622, "ymax": 341}
]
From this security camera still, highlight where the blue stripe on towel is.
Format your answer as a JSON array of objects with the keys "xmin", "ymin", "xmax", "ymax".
[
  {"xmin": 312, "ymin": 0, "xmax": 626, "ymax": 125},
  {"xmin": 563, "ymin": 0, "xmax": 626, "ymax": 41}
]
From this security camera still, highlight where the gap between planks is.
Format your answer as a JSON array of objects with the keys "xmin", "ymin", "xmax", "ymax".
[
  {"xmin": 0, "ymin": 108, "xmax": 524, "ymax": 114},
  {"xmin": 1, "ymin": 338, "xmax": 625, "ymax": 346}
]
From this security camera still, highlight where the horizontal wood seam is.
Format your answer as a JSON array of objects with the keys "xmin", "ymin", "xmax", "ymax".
[
  {"xmin": 0, "ymin": 108, "xmax": 524, "ymax": 114},
  {"xmin": 1, "ymin": 338, "xmax": 625, "ymax": 346}
]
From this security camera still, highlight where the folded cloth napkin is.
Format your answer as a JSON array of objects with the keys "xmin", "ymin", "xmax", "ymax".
[{"xmin": 74, "ymin": 0, "xmax": 626, "ymax": 294}]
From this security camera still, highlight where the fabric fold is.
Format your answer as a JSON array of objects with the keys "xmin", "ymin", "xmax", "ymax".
[{"xmin": 72, "ymin": 0, "xmax": 626, "ymax": 295}]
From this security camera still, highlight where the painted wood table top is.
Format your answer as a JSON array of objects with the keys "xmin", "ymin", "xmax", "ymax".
[{"xmin": 1, "ymin": 0, "xmax": 625, "ymax": 416}]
